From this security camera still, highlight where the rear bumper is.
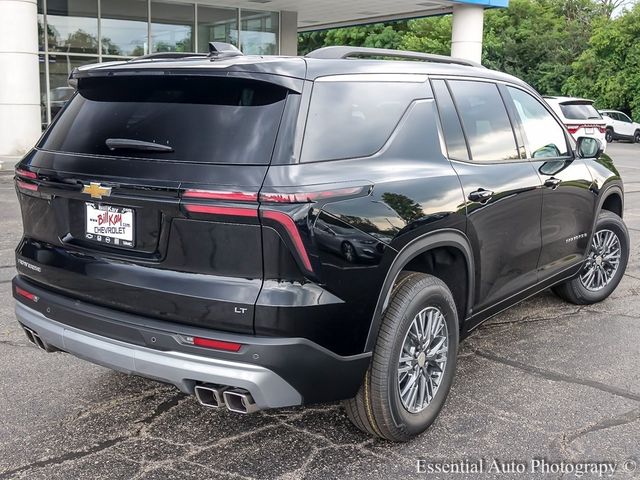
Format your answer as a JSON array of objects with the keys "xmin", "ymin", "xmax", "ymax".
[{"xmin": 12, "ymin": 276, "xmax": 370, "ymax": 408}]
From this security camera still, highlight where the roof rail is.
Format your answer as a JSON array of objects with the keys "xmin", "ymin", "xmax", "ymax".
[
  {"xmin": 130, "ymin": 52, "xmax": 207, "ymax": 62},
  {"xmin": 305, "ymin": 46, "xmax": 484, "ymax": 69}
]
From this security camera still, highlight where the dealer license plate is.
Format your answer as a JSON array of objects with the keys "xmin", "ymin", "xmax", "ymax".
[{"xmin": 85, "ymin": 203, "xmax": 135, "ymax": 248}]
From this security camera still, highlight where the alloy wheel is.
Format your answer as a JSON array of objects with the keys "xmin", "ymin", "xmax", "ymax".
[
  {"xmin": 397, "ymin": 306, "xmax": 448, "ymax": 414},
  {"xmin": 580, "ymin": 229, "xmax": 621, "ymax": 291}
]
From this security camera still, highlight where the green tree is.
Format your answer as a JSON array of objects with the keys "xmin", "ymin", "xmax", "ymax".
[{"xmin": 565, "ymin": 3, "xmax": 640, "ymax": 119}]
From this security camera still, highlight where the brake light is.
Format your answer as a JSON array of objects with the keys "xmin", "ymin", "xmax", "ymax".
[
  {"xmin": 15, "ymin": 286, "xmax": 39, "ymax": 303},
  {"xmin": 184, "ymin": 204, "xmax": 258, "ymax": 217},
  {"xmin": 15, "ymin": 168, "xmax": 37, "ymax": 179},
  {"xmin": 192, "ymin": 336, "xmax": 242, "ymax": 352},
  {"xmin": 16, "ymin": 180, "xmax": 38, "ymax": 192},
  {"xmin": 566, "ymin": 124, "xmax": 605, "ymax": 135},
  {"xmin": 183, "ymin": 189, "xmax": 258, "ymax": 202},
  {"xmin": 261, "ymin": 210, "xmax": 313, "ymax": 271}
]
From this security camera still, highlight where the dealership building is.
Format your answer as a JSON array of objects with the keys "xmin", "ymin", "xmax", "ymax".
[{"xmin": 0, "ymin": 0, "xmax": 507, "ymax": 161}]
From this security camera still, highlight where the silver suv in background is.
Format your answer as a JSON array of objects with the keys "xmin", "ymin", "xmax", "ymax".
[
  {"xmin": 599, "ymin": 109, "xmax": 640, "ymax": 144},
  {"xmin": 544, "ymin": 96, "xmax": 606, "ymax": 146}
]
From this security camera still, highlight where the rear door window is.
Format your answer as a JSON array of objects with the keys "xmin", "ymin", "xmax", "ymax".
[
  {"xmin": 431, "ymin": 79, "xmax": 469, "ymax": 161},
  {"xmin": 447, "ymin": 80, "xmax": 519, "ymax": 162},
  {"xmin": 39, "ymin": 76, "xmax": 288, "ymax": 165},
  {"xmin": 301, "ymin": 79, "xmax": 428, "ymax": 162}
]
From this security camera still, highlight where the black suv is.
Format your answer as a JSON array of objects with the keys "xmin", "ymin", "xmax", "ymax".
[{"xmin": 13, "ymin": 44, "xmax": 629, "ymax": 441}]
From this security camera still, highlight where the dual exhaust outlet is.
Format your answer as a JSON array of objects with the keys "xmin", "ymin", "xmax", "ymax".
[
  {"xmin": 194, "ymin": 384, "xmax": 259, "ymax": 414},
  {"xmin": 21, "ymin": 324, "xmax": 55, "ymax": 352},
  {"xmin": 21, "ymin": 324, "xmax": 258, "ymax": 414}
]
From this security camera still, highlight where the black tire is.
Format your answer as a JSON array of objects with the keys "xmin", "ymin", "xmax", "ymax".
[
  {"xmin": 343, "ymin": 272, "xmax": 458, "ymax": 441},
  {"xmin": 634, "ymin": 130, "xmax": 640, "ymax": 144},
  {"xmin": 605, "ymin": 129, "xmax": 613, "ymax": 143},
  {"xmin": 552, "ymin": 210, "xmax": 629, "ymax": 305}
]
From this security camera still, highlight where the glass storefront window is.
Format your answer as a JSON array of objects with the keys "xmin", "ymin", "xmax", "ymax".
[
  {"xmin": 240, "ymin": 10, "xmax": 278, "ymax": 55},
  {"xmin": 46, "ymin": 0, "xmax": 99, "ymax": 54},
  {"xmin": 37, "ymin": 0, "xmax": 45, "ymax": 52},
  {"xmin": 101, "ymin": 0, "xmax": 148, "ymax": 56},
  {"xmin": 151, "ymin": 2, "xmax": 194, "ymax": 53},
  {"xmin": 197, "ymin": 5, "xmax": 238, "ymax": 53},
  {"xmin": 47, "ymin": 55, "xmax": 98, "ymax": 121},
  {"xmin": 39, "ymin": 55, "xmax": 48, "ymax": 125},
  {"xmin": 37, "ymin": 2, "xmax": 281, "ymax": 128}
]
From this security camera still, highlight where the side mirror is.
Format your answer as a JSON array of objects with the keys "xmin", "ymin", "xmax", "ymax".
[{"xmin": 576, "ymin": 136, "xmax": 604, "ymax": 159}]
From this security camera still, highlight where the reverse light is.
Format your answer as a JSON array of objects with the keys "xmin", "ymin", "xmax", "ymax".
[
  {"xmin": 191, "ymin": 336, "xmax": 242, "ymax": 352},
  {"xmin": 15, "ymin": 286, "xmax": 39, "ymax": 303}
]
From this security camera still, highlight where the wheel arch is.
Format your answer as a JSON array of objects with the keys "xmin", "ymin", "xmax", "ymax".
[
  {"xmin": 364, "ymin": 229, "xmax": 475, "ymax": 352},
  {"xmin": 599, "ymin": 185, "xmax": 624, "ymax": 219}
]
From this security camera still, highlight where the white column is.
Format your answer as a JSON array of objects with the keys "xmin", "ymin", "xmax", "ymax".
[
  {"xmin": 279, "ymin": 11, "xmax": 298, "ymax": 56},
  {"xmin": 0, "ymin": 0, "xmax": 41, "ymax": 157},
  {"xmin": 451, "ymin": 4, "xmax": 485, "ymax": 64}
]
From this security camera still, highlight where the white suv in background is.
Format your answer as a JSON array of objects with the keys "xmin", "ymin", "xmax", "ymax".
[
  {"xmin": 544, "ymin": 96, "xmax": 607, "ymax": 146},
  {"xmin": 599, "ymin": 110, "xmax": 640, "ymax": 144}
]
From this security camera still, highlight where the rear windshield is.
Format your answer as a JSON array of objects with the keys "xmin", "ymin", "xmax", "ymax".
[
  {"xmin": 39, "ymin": 76, "xmax": 288, "ymax": 164},
  {"xmin": 559, "ymin": 103, "xmax": 601, "ymax": 120}
]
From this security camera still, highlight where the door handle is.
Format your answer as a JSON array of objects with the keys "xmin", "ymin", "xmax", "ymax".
[
  {"xmin": 468, "ymin": 188, "xmax": 494, "ymax": 203},
  {"xmin": 544, "ymin": 177, "xmax": 562, "ymax": 189}
]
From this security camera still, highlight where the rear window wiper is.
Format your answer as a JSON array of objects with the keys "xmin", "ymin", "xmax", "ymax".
[{"xmin": 105, "ymin": 138, "xmax": 174, "ymax": 153}]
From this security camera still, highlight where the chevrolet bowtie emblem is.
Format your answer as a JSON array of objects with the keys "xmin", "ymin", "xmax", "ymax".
[{"xmin": 82, "ymin": 182, "xmax": 112, "ymax": 199}]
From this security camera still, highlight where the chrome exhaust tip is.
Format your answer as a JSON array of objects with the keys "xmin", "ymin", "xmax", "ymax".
[
  {"xmin": 22, "ymin": 325, "xmax": 47, "ymax": 351},
  {"xmin": 223, "ymin": 388, "xmax": 259, "ymax": 414},
  {"xmin": 194, "ymin": 384, "xmax": 228, "ymax": 408}
]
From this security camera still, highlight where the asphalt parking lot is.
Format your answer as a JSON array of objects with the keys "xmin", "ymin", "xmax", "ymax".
[{"xmin": 0, "ymin": 143, "xmax": 638, "ymax": 480}]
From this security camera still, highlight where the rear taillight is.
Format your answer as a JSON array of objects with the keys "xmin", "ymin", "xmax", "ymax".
[
  {"xmin": 15, "ymin": 286, "xmax": 39, "ymax": 303},
  {"xmin": 261, "ymin": 210, "xmax": 313, "ymax": 271},
  {"xmin": 183, "ymin": 189, "xmax": 258, "ymax": 202},
  {"xmin": 16, "ymin": 180, "xmax": 38, "ymax": 192},
  {"xmin": 181, "ymin": 184, "xmax": 371, "ymax": 274},
  {"xmin": 259, "ymin": 186, "xmax": 367, "ymax": 204},
  {"xmin": 565, "ymin": 124, "xmax": 605, "ymax": 135},
  {"xmin": 15, "ymin": 168, "xmax": 37, "ymax": 179},
  {"xmin": 190, "ymin": 336, "xmax": 242, "ymax": 352},
  {"xmin": 184, "ymin": 204, "xmax": 258, "ymax": 217}
]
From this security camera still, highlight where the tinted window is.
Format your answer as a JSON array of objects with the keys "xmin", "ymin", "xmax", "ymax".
[
  {"xmin": 508, "ymin": 87, "xmax": 569, "ymax": 159},
  {"xmin": 301, "ymin": 80, "xmax": 427, "ymax": 162},
  {"xmin": 40, "ymin": 76, "xmax": 288, "ymax": 164},
  {"xmin": 431, "ymin": 80, "xmax": 469, "ymax": 160},
  {"xmin": 448, "ymin": 80, "xmax": 519, "ymax": 162},
  {"xmin": 619, "ymin": 112, "xmax": 632, "ymax": 123},
  {"xmin": 559, "ymin": 103, "xmax": 601, "ymax": 120}
]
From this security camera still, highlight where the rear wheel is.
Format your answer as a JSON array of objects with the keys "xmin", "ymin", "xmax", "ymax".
[
  {"xmin": 343, "ymin": 272, "xmax": 458, "ymax": 441},
  {"xmin": 605, "ymin": 129, "xmax": 613, "ymax": 143},
  {"xmin": 552, "ymin": 211, "xmax": 629, "ymax": 305}
]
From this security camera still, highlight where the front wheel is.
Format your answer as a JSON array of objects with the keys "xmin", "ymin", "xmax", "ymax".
[
  {"xmin": 634, "ymin": 130, "xmax": 640, "ymax": 144},
  {"xmin": 552, "ymin": 211, "xmax": 629, "ymax": 305},
  {"xmin": 343, "ymin": 272, "xmax": 458, "ymax": 441}
]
